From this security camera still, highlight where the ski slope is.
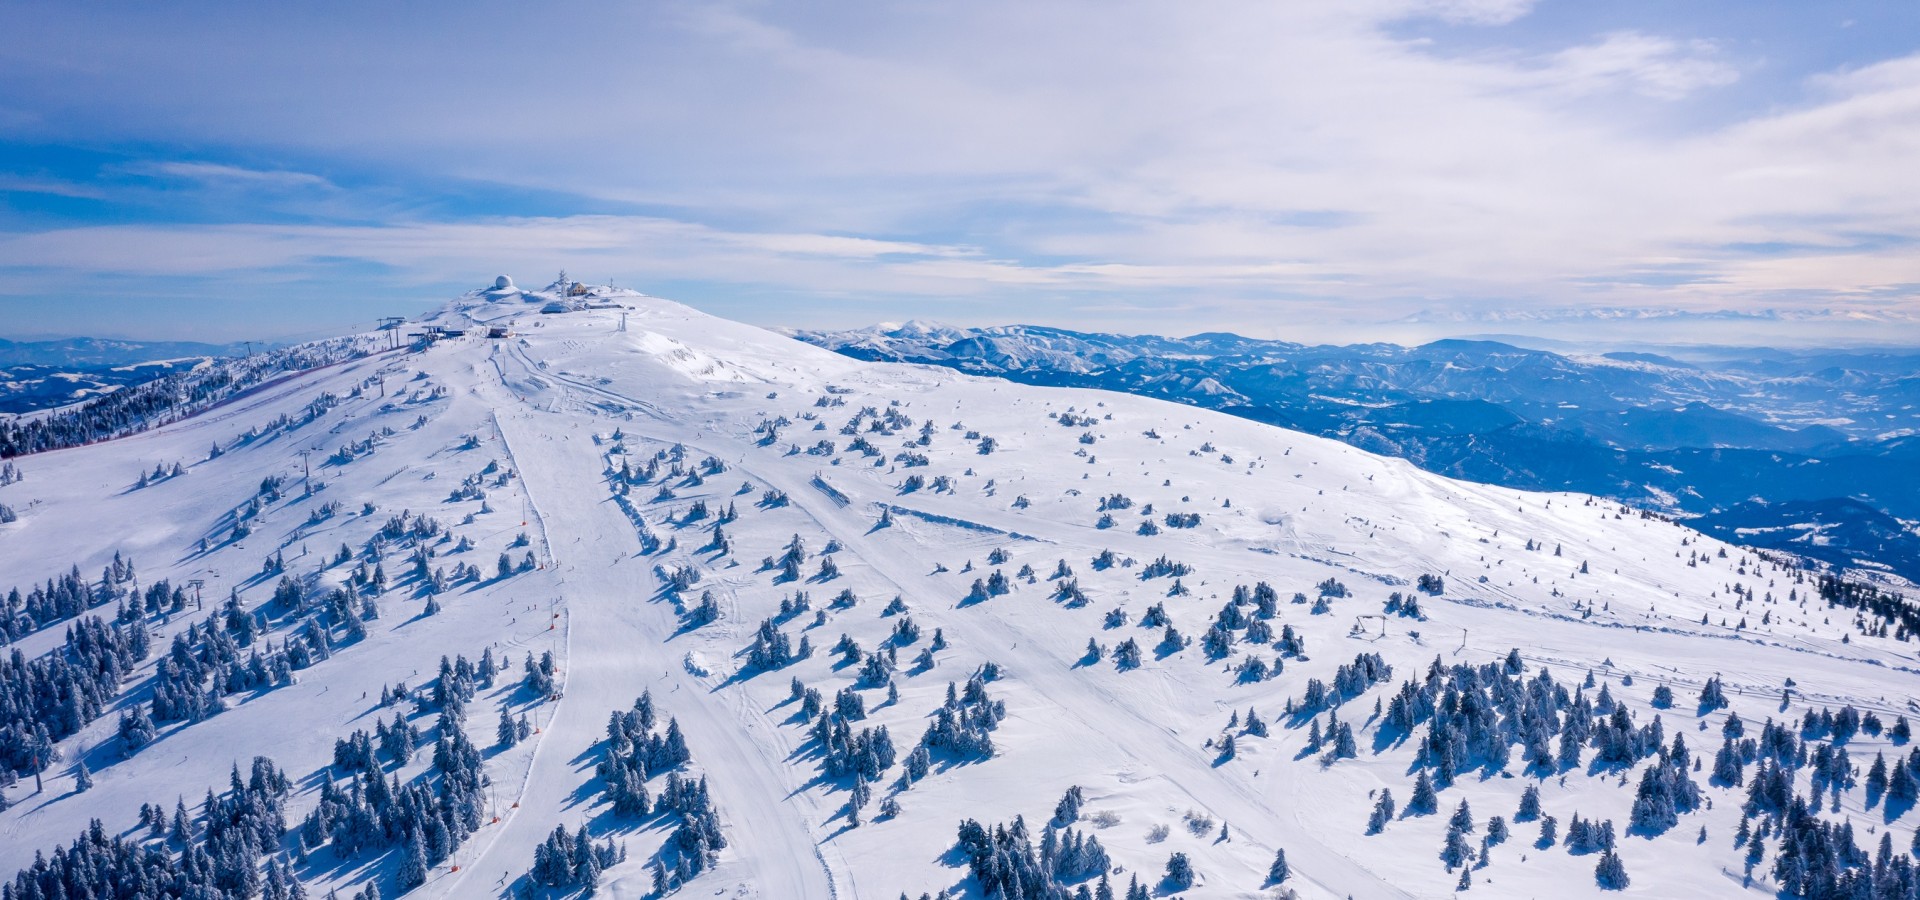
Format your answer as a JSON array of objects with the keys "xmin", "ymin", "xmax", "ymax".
[{"xmin": 2, "ymin": 284, "xmax": 1918, "ymax": 899}]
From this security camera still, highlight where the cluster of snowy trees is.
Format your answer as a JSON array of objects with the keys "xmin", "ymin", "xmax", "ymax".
[
  {"xmin": 2, "ymin": 756, "xmax": 294, "ymax": 900},
  {"xmin": 1138, "ymin": 555, "xmax": 1191, "ymax": 579},
  {"xmin": 1758, "ymin": 794, "xmax": 1920, "ymax": 897},
  {"xmin": 834, "ymin": 404, "xmax": 917, "ymax": 440},
  {"xmin": 1358, "ymin": 653, "xmax": 1656, "ymax": 785},
  {"xmin": 0, "ymin": 616, "xmax": 147, "ymax": 777},
  {"xmin": 129, "ymin": 578, "xmax": 194, "ymax": 621},
  {"xmin": 1313, "ymin": 653, "xmax": 1673, "ymax": 888},
  {"xmin": 528, "ymin": 824, "xmax": 624, "ymax": 891},
  {"xmin": 616, "ymin": 443, "xmax": 757, "ymax": 557},
  {"xmin": 918, "ymin": 671, "xmax": 1007, "ymax": 761},
  {"xmin": 432, "ymin": 651, "xmax": 497, "ymax": 708},
  {"xmin": 300, "ymin": 681, "xmax": 488, "ymax": 892},
  {"xmin": 964, "ymin": 570, "xmax": 1013, "ymax": 604},
  {"xmin": 521, "ymin": 650, "xmax": 558, "ymax": 698},
  {"xmin": 1229, "ymin": 581, "xmax": 1283, "ymax": 618},
  {"xmin": 1817, "ymin": 574, "xmax": 1920, "ymax": 642},
  {"xmin": 1201, "ymin": 594, "xmax": 1276, "ymax": 662},
  {"xmin": 951, "ymin": 803, "xmax": 1120, "ymax": 900},
  {"xmin": 586, "ymin": 692, "xmax": 725, "ymax": 894},
  {"xmin": 765, "ymin": 534, "xmax": 809, "ymax": 582},
  {"xmin": 1384, "ymin": 592, "xmax": 1426, "ymax": 620},
  {"xmin": 784, "ymin": 671, "xmax": 900, "ymax": 825},
  {"xmin": 327, "ymin": 429, "xmax": 387, "ymax": 468},
  {"xmin": 1694, "ymin": 706, "xmax": 1920, "ymax": 897},
  {"xmin": 7, "ymin": 643, "xmax": 501, "ymax": 896},
  {"xmin": 150, "ymin": 617, "xmax": 281, "ymax": 723},
  {"xmin": 1053, "ymin": 578, "xmax": 1090, "ymax": 607},
  {"xmin": 134, "ymin": 461, "xmax": 188, "ymax": 489},
  {"xmin": 331, "ymin": 713, "xmax": 418, "ymax": 774},
  {"xmin": 815, "ymin": 715, "xmax": 896, "ymax": 785},
  {"xmin": 5, "ymin": 567, "xmax": 399, "ymax": 788},
  {"xmin": 0, "ymin": 555, "xmax": 137, "ymax": 643},
  {"xmin": 609, "ymin": 442, "xmax": 720, "ymax": 493},
  {"xmin": 745, "ymin": 616, "xmax": 809, "ymax": 669},
  {"xmin": 1320, "ymin": 644, "xmax": 1920, "ymax": 893},
  {"xmin": 353, "ymin": 508, "xmax": 503, "ymax": 595},
  {"xmin": 1291, "ymin": 653, "xmax": 1392, "ymax": 717},
  {"xmin": 593, "ymin": 692, "xmax": 691, "ymax": 813},
  {"xmin": 148, "ymin": 592, "xmax": 368, "ymax": 726},
  {"xmin": 1092, "ymin": 577, "xmax": 1332, "ymax": 674}
]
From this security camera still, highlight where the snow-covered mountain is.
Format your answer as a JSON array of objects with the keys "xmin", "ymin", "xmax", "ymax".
[
  {"xmin": 2, "ymin": 286, "xmax": 1917, "ymax": 900},
  {"xmin": 0, "ymin": 337, "xmax": 264, "ymax": 415},
  {"xmin": 791, "ymin": 323, "xmax": 1920, "ymax": 583}
]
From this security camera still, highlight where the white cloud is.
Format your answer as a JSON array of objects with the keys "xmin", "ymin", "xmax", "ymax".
[
  {"xmin": 126, "ymin": 161, "xmax": 336, "ymax": 190},
  {"xmin": 0, "ymin": 217, "xmax": 982, "ymax": 289},
  {"xmin": 0, "ymin": 1, "xmax": 1916, "ymax": 339},
  {"xmin": 1530, "ymin": 31, "xmax": 1739, "ymax": 99},
  {"xmin": 1405, "ymin": 0, "xmax": 1539, "ymax": 26},
  {"xmin": 0, "ymin": 176, "xmax": 106, "ymax": 199}
]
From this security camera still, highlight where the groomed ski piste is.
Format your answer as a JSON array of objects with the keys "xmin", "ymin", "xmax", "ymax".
[{"xmin": 3, "ymin": 281, "xmax": 1919, "ymax": 899}]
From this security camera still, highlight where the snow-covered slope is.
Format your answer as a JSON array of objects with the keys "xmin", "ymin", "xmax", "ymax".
[{"xmin": 2, "ymin": 287, "xmax": 1917, "ymax": 899}]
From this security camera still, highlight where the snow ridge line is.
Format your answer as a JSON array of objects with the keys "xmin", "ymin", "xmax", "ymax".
[
  {"xmin": 1438, "ymin": 592, "xmax": 1920, "ymax": 679},
  {"xmin": 809, "ymin": 472, "xmax": 851, "ymax": 507},
  {"xmin": 1252, "ymin": 547, "xmax": 1407, "ymax": 586},
  {"xmin": 873, "ymin": 502, "xmax": 1045, "ymax": 542}
]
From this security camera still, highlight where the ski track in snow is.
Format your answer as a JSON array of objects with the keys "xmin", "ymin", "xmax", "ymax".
[{"xmin": 438, "ymin": 347, "xmax": 841, "ymax": 899}]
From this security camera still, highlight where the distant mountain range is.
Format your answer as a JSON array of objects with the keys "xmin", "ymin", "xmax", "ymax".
[
  {"xmin": 0, "ymin": 336, "xmax": 255, "ymax": 367},
  {"xmin": 0, "ymin": 336, "xmax": 257, "ymax": 415},
  {"xmin": 793, "ymin": 322, "xmax": 1920, "ymax": 581}
]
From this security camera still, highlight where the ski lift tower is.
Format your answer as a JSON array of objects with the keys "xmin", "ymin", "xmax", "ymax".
[{"xmin": 378, "ymin": 317, "xmax": 406, "ymax": 351}]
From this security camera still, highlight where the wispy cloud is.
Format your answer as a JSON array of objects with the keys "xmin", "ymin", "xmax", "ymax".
[
  {"xmin": 1530, "ymin": 32, "xmax": 1739, "ymax": 99},
  {"xmin": 0, "ymin": 0, "xmax": 1915, "ymax": 343},
  {"xmin": 0, "ymin": 175, "xmax": 107, "ymax": 199},
  {"xmin": 121, "ymin": 161, "xmax": 336, "ymax": 190}
]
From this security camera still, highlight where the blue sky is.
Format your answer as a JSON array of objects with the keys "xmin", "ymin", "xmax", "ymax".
[{"xmin": 1, "ymin": 0, "xmax": 1917, "ymax": 345}]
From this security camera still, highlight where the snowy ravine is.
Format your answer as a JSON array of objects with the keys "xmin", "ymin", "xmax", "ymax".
[{"xmin": 3, "ymin": 283, "xmax": 1920, "ymax": 900}]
